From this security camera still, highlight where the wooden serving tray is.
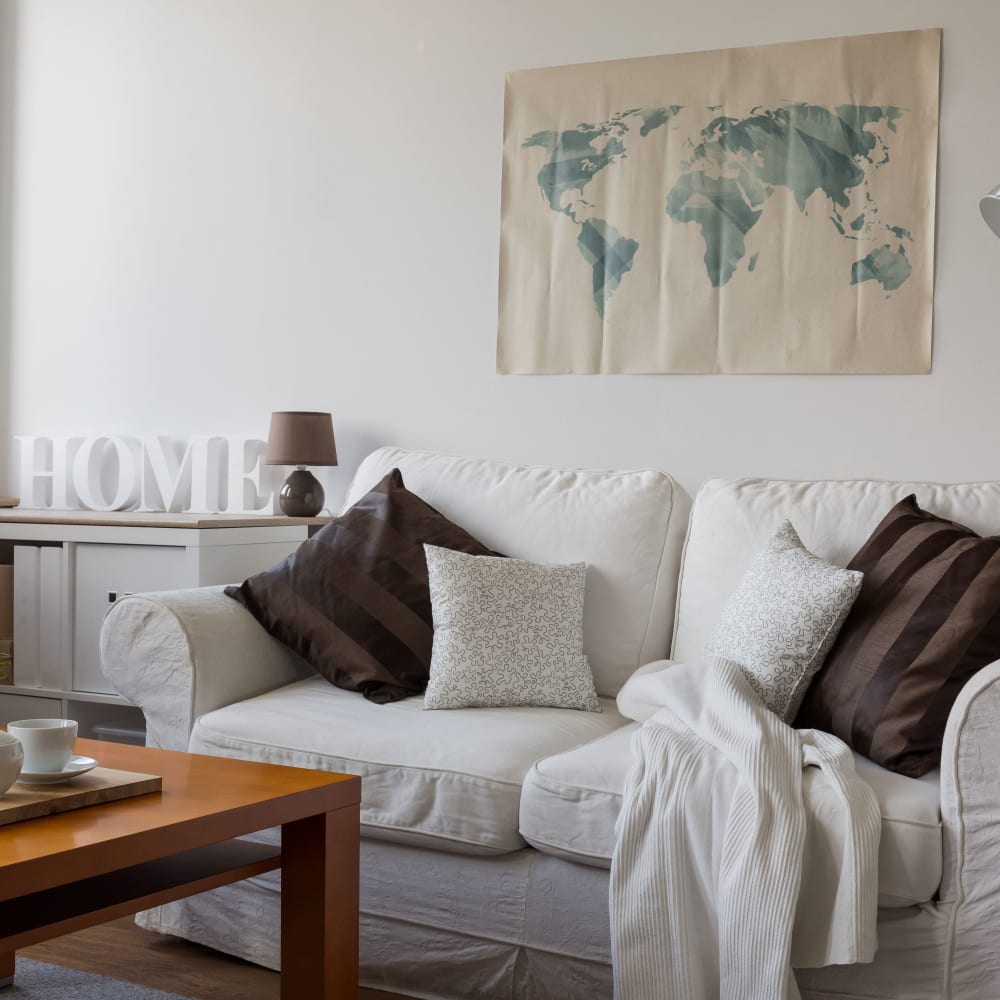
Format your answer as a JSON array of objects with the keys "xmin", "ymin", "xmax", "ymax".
[{"xmin": 0, "ymin": 767, "xmax": 161, "ymax": 826}]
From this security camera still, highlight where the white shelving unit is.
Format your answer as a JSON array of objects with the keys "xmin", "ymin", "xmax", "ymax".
[{"xmin": 0, "ymin": 509, "xmax": 324, "ymax": 741}]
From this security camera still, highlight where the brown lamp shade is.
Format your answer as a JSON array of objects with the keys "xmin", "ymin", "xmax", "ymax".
[{"xmin": 264, "ymin": 411, "xmax": 338, "ymax": 467}]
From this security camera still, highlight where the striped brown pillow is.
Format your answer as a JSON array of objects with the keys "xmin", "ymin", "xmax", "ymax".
[
  {"xmin": 226, "ymin": 469, "xmax": 498, "ymax": 703},
  {"xmin": 796, "ymin": 494, "xmax": 1000, "ymax": 777}
]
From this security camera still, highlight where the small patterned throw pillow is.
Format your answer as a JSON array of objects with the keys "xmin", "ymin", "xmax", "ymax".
[
  {"xmin": 706, "ymin": 521, "xmax": 863, "ymax": 722},
  {"xmin": 423, "ymin": 545, "xmax": 601, "ymax": 712}
]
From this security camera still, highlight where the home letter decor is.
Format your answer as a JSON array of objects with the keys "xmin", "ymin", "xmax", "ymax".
[
  {"xmin": 225, "ymin": 438, "xmax": 271, "ymax": 515},
  {"xmin": 140, "ymin": 435, "xmax": 225, "ymax": 513},
  {"xmin": 498, "ymin": 29, "xmax": 940, "ymax": 373},
  {"xmin": 72, "ymin": 437, "xmax": 142, "ymax": 512},
  {"xmin": 15, "ymin": 436, "xmax": 80, "ymax": 508},
  {"xmin": 15, "ymin": 436, "xmax": 271, "ymax": 513}
]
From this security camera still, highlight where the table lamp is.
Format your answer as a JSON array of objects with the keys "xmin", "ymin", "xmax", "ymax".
[
  {"xmin": 265, "ymin": 411, "xmax": 338, "ymax": 517},
  {"xmin": 981, "ymin": 185, "xmax": 1000, "ymax": 237}
]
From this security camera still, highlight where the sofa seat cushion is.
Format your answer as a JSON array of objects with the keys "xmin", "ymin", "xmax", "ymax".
[
  {"xmin": 519, "ymin": 724, "xmax": 943, "ymax": 907},
  {"xmin": 189, "ymin": 676, "xmax": 627, "ymax": 854}
]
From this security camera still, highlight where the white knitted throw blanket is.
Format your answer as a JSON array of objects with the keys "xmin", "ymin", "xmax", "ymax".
[{"xmin": 610, "ymin": 656, "xmax": 881, "ymax": 1000}]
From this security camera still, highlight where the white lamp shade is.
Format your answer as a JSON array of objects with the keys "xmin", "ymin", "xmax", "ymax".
[{"xmin": 981, "ymin": 186, "xmax": 1000, "ymax": 238}]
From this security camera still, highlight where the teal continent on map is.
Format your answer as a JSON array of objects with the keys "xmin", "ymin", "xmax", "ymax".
[
  {"xmin": 666, "ymin": 103, "xmax": 911, "ymax": 291},
  {"xmin": 523, "ymin": 106, "xmax": 681, "ymax": 316},
  {"xmin": 523, "ymin": 101, "xmax": 913, "ymax": 319}
]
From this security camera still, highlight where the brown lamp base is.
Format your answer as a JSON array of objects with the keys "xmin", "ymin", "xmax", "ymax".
[{"xmin": 279, "ymin": 469, "xmax": 325, "ymax": 517}]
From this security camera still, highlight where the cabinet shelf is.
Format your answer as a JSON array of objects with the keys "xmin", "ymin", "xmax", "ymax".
[{"xmin": 0, "ymin": 686, "xmax": 131, "ymax": 706}]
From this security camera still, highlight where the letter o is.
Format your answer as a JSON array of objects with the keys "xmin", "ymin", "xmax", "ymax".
[{"xmin": 71, "ymin": 437, "xmax": 140, "ymax": 511}]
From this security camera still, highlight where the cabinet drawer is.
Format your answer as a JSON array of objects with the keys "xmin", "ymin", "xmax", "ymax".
[{"xmin": 74, "ymin": 543, "xmax": 188, "ymax": 694}]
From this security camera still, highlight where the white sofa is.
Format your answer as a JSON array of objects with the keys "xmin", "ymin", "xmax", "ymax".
[{"xmin": 100, "ymin": 448, "xmax": 1000, "ymax": 1000}]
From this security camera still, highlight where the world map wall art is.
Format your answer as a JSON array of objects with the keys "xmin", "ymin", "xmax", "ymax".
[{"xmin": 497, "ymin": 29, "xmax": 940, "ymax": 374}]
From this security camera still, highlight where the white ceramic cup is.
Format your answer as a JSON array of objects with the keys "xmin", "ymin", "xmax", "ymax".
[
  {"xmin": 7, "ymin": 719, "xmax": 77, "ymax": 774},
  {"xmin": 0, "ymin": 733, "xmax": 23, "ymax": 796}
]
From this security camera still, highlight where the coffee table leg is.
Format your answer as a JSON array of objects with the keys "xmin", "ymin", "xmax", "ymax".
[
  {"xmin": 0, "ymin": 950, "xmax": 13, "ymax": 988},
  {"xmin": 281, "ymin": 804, "xmax": 359, "ymax": 999}
]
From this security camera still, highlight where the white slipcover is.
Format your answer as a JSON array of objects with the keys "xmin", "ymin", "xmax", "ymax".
[
  {"xmin": 672, "ymin": 477, "xmax": 1000, "ymax": 663},
  {"xmin": 346, "ymin": 448, "xmax": 691, "ymax": 697},
  {"xmin": 142, "ymin": 839, "xmax": 615, "ymax": 996},
  {"xmin": 105, "ymin": 462, "xmax": 1000, "ymax": 1000},
  {"xmin": 518, "ymin": 723, "xmax": 943, "ymax": 907},
  {"xmin": 189, "ymin": 675, "xmax": 626, "ymax": 853}
]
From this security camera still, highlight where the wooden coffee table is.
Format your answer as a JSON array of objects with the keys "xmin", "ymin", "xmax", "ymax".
[{"xmin": 0, "ymin": 737, "xmax": 361, "ymax": 998}]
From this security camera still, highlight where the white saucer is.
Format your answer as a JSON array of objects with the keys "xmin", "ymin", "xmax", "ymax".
[{"xmin": 17, "ymin": 755, "xmax": 99, "ymax": 785}]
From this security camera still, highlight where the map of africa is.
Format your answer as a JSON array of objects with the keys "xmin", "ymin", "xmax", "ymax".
[{"xmin": 523, "ymin": 102, "xmax": 912, "ymax": 318}]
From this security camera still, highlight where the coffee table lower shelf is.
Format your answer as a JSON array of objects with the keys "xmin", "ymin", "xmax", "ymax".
[{"xmin": 0, "ymin": 839, "xmax": 281, "ymax": 984}]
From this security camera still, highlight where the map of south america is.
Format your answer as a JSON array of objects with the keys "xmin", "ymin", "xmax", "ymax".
[{"xmin": 522, "ymin": 106, "xmax": 681, "ymax": 316}]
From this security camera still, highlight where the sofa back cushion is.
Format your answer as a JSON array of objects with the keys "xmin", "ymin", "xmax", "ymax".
[
  {"xmin": 673, "ymin": 478, "xmax": 1000, "ymax": 665},
  {"xmin": 345, "ymin": 448, "xmax": 691, "ymax": 697}
]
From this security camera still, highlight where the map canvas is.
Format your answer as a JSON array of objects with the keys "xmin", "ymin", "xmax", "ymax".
[{"xmin": 498, "ymin": 29, "xmax": 939, "ymax": 374}]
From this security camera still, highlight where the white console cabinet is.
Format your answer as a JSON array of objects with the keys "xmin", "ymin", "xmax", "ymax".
[{"xmin": 0, "ymin": 509, "xmax": 323, "ymax": 741}]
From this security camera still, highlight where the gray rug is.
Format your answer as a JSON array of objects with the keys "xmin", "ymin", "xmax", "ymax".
[{"xmin": 3, "ymin": 959, "xmax": 190, "ymax": 998}]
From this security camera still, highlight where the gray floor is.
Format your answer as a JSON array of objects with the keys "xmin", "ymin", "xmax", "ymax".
[{"xmin": 3, "ymin": 959, "xmax": 189, "ymax": 999}]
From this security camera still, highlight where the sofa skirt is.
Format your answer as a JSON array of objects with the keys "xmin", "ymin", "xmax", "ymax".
[
  {"xmin": 137, "ymin": 836, "xmax": 954, "ymax": 999},
  {"xmin": 138, "ymin": 838, "xmax": 614, "ymax": 999}
]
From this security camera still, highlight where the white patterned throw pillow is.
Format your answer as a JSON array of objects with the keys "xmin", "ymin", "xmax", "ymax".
[
  {"xmin": 706, "ymin": 520, "xmax": 863, "ymax": 722},
  {"xmin": 423, "ymin": 545, "xmax": 601, "ymax": 712}
]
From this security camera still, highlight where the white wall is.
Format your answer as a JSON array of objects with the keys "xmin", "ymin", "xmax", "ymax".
[
  {"xmin": 0, "ymin": 3, "xmax": 15, "ymax": 490},
  {"xmin": 2, "ymin": 0, "xmax": 999, "ymax": 508}
]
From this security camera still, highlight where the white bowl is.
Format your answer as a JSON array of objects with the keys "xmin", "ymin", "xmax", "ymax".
[{"xmin": 0, "ymin": 733, "xmax": 24, "ymax": 797}]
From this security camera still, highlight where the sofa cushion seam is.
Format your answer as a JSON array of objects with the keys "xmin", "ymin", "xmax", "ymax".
[{"xmin": 194, "ymin": 730, "xmax": 529, "ymax": 788}]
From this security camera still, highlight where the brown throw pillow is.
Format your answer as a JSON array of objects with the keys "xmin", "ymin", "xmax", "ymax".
[
  {"xmin": 226, "ymin": 469, "xmax": 497, "ymax": 703},
  {"xmin": 796, "ymin": 494, "xmax": 1000, "ymax": 777}
]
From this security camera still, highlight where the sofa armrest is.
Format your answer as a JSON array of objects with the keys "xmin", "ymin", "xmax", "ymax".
[
  {"xmin": 938, "ymin": 659, "xmax": 1000, "ymax": 991},
  {"xmin": 100, "ymin": 586, "xmax": 310, "ymax": 751}
]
